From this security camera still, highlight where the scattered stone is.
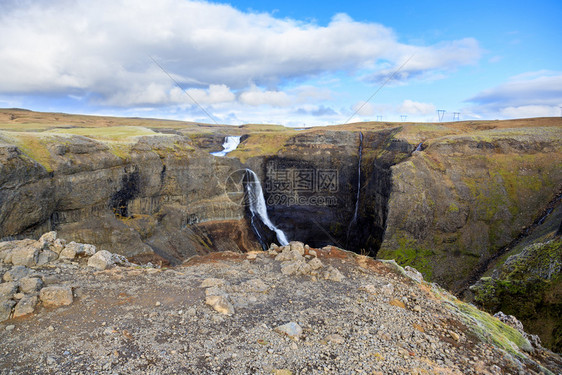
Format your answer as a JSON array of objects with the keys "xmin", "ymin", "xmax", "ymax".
[
  {"xmin": 308, "ymin": 249, "xmax": 317, "ymax": 257},
  {"xmin": 493, "ymin": 311, "xmax": 524, "ymax": 333},
  {"xmin": 87, "ymin": 250, "xmax": 115, "ymax": 270},
  {"xmin": 289, "ymin": 241, "xmax": 305, "ymax": 255},
  {"xmin": 13, "ymin": 292, "xmax": 24, "ymax": 300},
  {"xmin": 308, "ymin": 257, "xmax": 323, "ymax": 270},
  {"xmin": 246, "ymin": 252, "xmax": 258, "ymax": 260},
  {"xmin": 281, "ymin": 260, "xmax": 307, "ymax": 276},
  {"xmin": 325, "ymin": 333, "xmax": 345, "ymax": 344},
  {"xmin": 10, "ymin": 243, "xmax": 40, "ymax": 267},
  {"xmin": 404, "ymin": 266, "xmax": 424, "ymax": 283},
  {"xmin": 19, "ymin": 277, "xmax": 43, "ymax": 294},
  {"xmin": 200, "ymin": 278, "xmax": 226, "ymax": 288},
  {"xmin": 0, "ymin": 300, "xmax": 16, "ymax": 321},
  {"xmin": 240, "ymin": 278, "xmax": 268, "ymax": 292},
  {"xmin": 381, "ymin": 283, "xmax": 394, "ymax": 296},
  {"xmin": 449, "ymin": 330, "xmax": 460, "ymax": 342},
  {"xmin": 60, "ymin": 241, "xmax": 96, "ymax": 259},
  {"xmin": 272, "ymin": 370, "xmax": 293, "ymax": 375},
  {"xmin": 51, "ymin": 239, "xmax": 67, "ymax": 254},
  {"xmin": 13, "ymin": 296, "xmax": 38, "ymax": 318},
  {"xmin": 5, "ymin": 324, "xmax": 15, "ymax": 332},
  {"xmin": 0, "ymin": 281, "xmax": 19, "ymax": 300},
  {"xmin": 323, "ymin": 266, "xmax": 344, "ymax": 282},
  {"xmin": 3, "ymin": 266, "xmax": 32, "ymax": 282},
  {"xmin": 360, "ymin": 284, "xmax": 377, "ymax": 294},
  {"xmin": 205, "ymin": 295, "xmax": 234, "ymax": 315},
  {"xmin": 275, "ymin": 322, "xmax": 303, "ymax": 339},
  {"xmin": 39, "ymin": 232, "xmax": 57, "ymax": 249},
  {"xmin": 155, "ymin": 301, "xmax": 161, "ymax": 307},
  {"xmin": 40, "ymin": 286, "xmax": 73, "ymax": 307},
  {"xmin": 36, "ymin": 250, "xmax": 59, "ymax": 266},
  {"xmin": 413, "ymin": 305, "xmax": 422, "ymax": 313}
]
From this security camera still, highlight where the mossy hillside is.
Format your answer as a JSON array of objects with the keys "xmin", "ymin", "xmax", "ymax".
[
  {"xmin": 228, "ymin": 131, "xmax": 299, "ymax": 162},
  {"xmin": 380, "ymin": 130, "xmax": 562, "ymax": 290},
  {"xmin": 471, "ymin": 238, "xmax": 562, "ymax": 352},
  {"xmin": 378, "ymin": 260, "xmax": 542, "ymax": 369}
]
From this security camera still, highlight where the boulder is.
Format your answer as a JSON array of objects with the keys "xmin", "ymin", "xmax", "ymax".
[
  {"xmin": 289, "ymin": 241, "xmax": 305, "ymax": 256},
  {"xmin": 0, "ymin": 282, "xmax": 19, "ymax": 300},
  {"xmin": 10, "ymin": 242, "xmax": 40, "ymax": 267},
  {"xmin": 40, "ymin": 286, "xmax": 73, "ymax": 307},
  {"xmin": 323, "ymin": 266, "xmax": 345, "ymax": 282},
  {"xmin": 274, "ymin": 322, "xmax": 303, "ymax": 339},
  {"xmin": 60, "ymin": 241, "xmax": 96, "ymax": 259},
  {"xmin": 3, "ymin": 266, "xmax": 32, "ymax": 282},
  {"xmin": 13, "ymin": 295, "xmax": 38, "ymax": 318},
  {"xmin": 37, "ymin": 250, "xmax": 59, "ymax": 266},
  {"xmin": 205, "ymin": 295, "xmax": 234, "ymax": 315},
  {"xmin": 0, "ymin": 299, "xmax": 16, "ymax": 321},
  {"xmin": 51, "ymin": 239, "xmax": 66, "ymax": 254},
  {"xmin": 19, "ymin": 276, "xmax": 43, "ymax": 294},
  {"xmin": 87, "ymin": 250, "xmax": 114, "ymax": 270},
  {"xmin": 39, "ymin": 232, "xmax": 57, "ymax": 249}
]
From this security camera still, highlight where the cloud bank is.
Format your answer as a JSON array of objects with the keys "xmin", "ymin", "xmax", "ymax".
[
  {"xmin": 467, "ymin": 71, "xmax": 562, "ymax": 118},
  {"xmin": 0, "ymin": 0, "xmax": 482, "ymax": 124}
]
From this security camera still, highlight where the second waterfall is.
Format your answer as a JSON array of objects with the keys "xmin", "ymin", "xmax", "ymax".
[{"xmin": 244, "ymin": 169, "xmax": 289, "ymax": 248}]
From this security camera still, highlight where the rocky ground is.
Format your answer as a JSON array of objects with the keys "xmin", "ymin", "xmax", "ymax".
[{"xmin": 1, "ymin": 233, "xmax": 561, "ymax": 374}]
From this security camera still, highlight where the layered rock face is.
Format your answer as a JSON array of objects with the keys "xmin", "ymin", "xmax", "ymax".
[
  {"xmin": 0, "ymin": 132, "xmax": 261, "ymax": 264},
  {"xmin": 379, "ymin": 128, "xmax": 562, "ymax": 292}
]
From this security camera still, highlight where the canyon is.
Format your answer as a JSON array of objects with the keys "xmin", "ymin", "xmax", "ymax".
[{"xmin": 0, "ymin": 109, "xmax": 561, "ymax": 351}]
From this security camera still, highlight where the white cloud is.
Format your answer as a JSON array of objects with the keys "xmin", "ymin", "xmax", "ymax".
[
  {"xmin": 398, "ymin": 100, "xmax": 436, "ymax": 115},
  {"xmin": 0, "ymin": 0, "xmax": 481, "ymax": 111},
  {"xmin": 239, "ymin": 86, "xmax": 291, "ymax": 107},
  {"xmin": 467, "ymin": 71, "xmax": 562, "ymax": 118},
  {"xmin": 351, "ymin": 101, "xmax": 375, "ymax": 116}
]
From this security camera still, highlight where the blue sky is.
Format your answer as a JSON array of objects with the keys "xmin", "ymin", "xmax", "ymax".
[{"xmin": 0, "ymin": 0, "xmax": 560, "ymax": 126}]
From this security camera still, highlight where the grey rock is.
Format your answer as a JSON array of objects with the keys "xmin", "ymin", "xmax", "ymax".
[
  {"xmin": 325, "ymin": 333, "xmax": 345, "ymax": 344},
  {"xmin": 323, "ymin": 266, "xmax": 345, "ymax": 282},
  {"xmin": 39, "ymin": 231, "xmax": 57, "ymax": 249},
  {"xmin": 240, "ymin": 278, "xmax": 268, "ymax": 292},
  {"xmin": 404, "ymin": 266, "xmax": 424, "ymax": 283},
  {"xmin": 37, "ymin": 250, "xmax": 59, "ymax": 266},
  {"xmin": 87, "ymin": 250, "xmax": 114, "ymax": 270},
  {"xmin": 13, "ymin": 295, "xmax": 38, "ymax": 317},
  {"xmin": 205, "ymin": 295, "xmax": 234, "ymax": 315},
  {"xmin": 40, "ymin": 286, "xmax": 73, "ymax": 307},
  {"xmin": 289, "ymin": 241, "xmax": 305, "ymax": 255},
  {"xmin": 10, "ymin": 243, "xmax": 40, "ymax": 267},
  {"xmin": 0, "ymin": 299, "xmax": 16, "ymax": 321},
  {"xmin": 0, "ymin": 282, "xmax": 19, "ymax": 300},
  {"xmin": 201, "ymin": 278, "xmax": 227, "ymax": 288},
  {"xmin": 274, "ymin": 322, "xmax": 303, "ymax": 339},
  {"xmin": 19, "ymin": 276, "xmax": 43, "ymax": 294},
  {"xmin": 3, "ymin": 266, "xmax": 32, "ymax": 282},
  {"xmin": 308, "ymin": 257, "xmax": 323, "ymax": 270}
]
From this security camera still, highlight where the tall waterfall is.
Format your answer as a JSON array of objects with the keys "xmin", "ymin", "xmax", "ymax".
[
  {"xmin": 244, "ymin": 169, "xmax": 289, "ymax": 246},
  {"xmin": 211, "ymin": 136, "xmax": 241, "ymax": 157},
  {"xmin": 347, "ymin": 132, "xmax": 363, "ymax": 240}
]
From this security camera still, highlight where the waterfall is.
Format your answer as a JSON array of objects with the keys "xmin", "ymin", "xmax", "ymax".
[
  {"xmin": 211, "ymin": 136, "xmax": 241, "ymax": 157},
  {"xmin": 244, "ymin": 169, "xmax": 289, "ymax": 246},
  {"xmin": 347, "ymin": 132, "xmax": 363, "ymax": 241},
  {"xmin": 415, "ymin": 142, "xmax": 423, "ymax": 152}
]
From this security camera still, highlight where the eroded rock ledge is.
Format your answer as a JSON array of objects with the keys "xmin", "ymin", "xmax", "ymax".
[{"xmin": 0, "ymin": 234, "xmax": 560, "ymax": 374}]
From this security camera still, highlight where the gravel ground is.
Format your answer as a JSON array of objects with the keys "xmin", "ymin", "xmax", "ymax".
[{"xmin": 1, "ymin": 243, "xmax": 560, "ymax": 375}]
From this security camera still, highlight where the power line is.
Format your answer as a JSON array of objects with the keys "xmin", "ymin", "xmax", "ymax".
[
  {"xmin": 344, "ymin": 54, "xmax": 415, "ymax": 124},
  {"xmin": 149, "ymin": 55, "xmax": 219, "ymax": 125},
  {"xmin": 437, "ymin": 109, "xmax": 446, "ymax": 122}
]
